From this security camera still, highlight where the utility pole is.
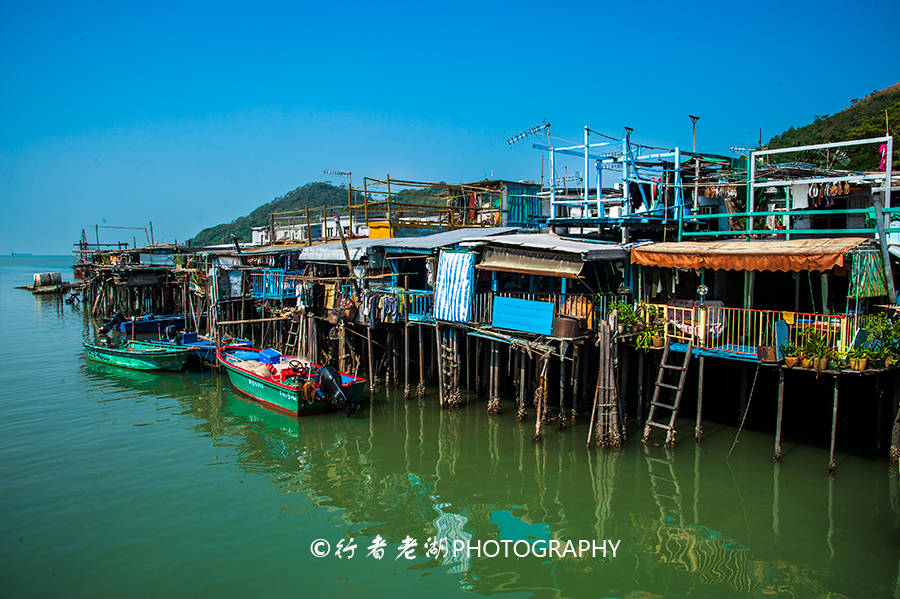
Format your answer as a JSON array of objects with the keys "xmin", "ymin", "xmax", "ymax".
[{"xmin": 689, "ymin": 115, "xmax": 700, "ymax": 211}]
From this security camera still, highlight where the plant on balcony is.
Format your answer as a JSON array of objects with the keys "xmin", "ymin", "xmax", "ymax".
[
  {"xmin": 799, "ymin": 330, "xmax": 829, "ymax": 373},
  {"xmin": 610, "ymin": 300, "xmax": 640, "ymax": 334},
  {"xmin": 847, "ymin": 346, "xmax": 869, "ymax": 371},
  {"xmin": 780, "ymin": 342, "xmax": 800, "ymax": 367},
  {"xmin": 828, "ymin": 349, "xmax": 847, "ymax": 371},
  {"xmin": 636, "ymin": 305, "xmax": 666, "ymax": 351}
]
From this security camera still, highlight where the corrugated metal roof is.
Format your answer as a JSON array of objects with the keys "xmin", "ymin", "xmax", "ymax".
[
  {"xmin": 477, "ymin": 247, "xmax": 584, "ymax": 278},
  {"xmin": 379, "ymin": 227, "xmax": 517, "ymax": 250},
  {"xmin": 462, "ymin": 233, "xmax": 627, "ymax": 261},
  {"xmin": 293, "ymin": 228, "xmax": 519, "ymax": 263},
  {"xmin": 297, "ymin": 238, "xmax": 384, "ymax": 263}
]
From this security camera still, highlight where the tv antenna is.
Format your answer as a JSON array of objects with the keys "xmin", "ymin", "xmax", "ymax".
[
  {"xmin": 324, "ymin": 169, "xmax": 352, "ymax": 187},
  {"xmin": 507, "ymin": 120, "xmax": 550, "ymax": 146}
]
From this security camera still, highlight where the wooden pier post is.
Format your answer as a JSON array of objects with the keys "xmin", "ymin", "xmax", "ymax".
[
  {"xmin": 558, "ymin": 342, "xmax": 568, "ymax": 429},
  {"xmin": 417, "ymin": 324, "xmax": 425, "ymax": 397},
  {"xmin": 487, "ymin": 341, "xmax": 501, "ymax": 414},
  {"xmin": 636, "ymin": 351, "xmax": 644, "ymax": 423},
  {"xmin": 517, "ymin": 349, "xmax": 527, "ymax": 421},
  {"xmin": 890, "ymin": 374, "xmax": 900, "ymax": 463},
  {"xmin": 403, "ymin": 321, "xmax": 410, "ymax": 399},
  {"xmin": 775, "ymin": 367, "xmax": 785, "ymax": 462},
  {"xmin": 434, "ymin": 323, "xmax": 445, "ymax": 407},
  {"xmin": 533, "ymin": 354, "xmax": 549, "ymax": 442},
  {"xmin": 695, "ymin": 355, "xmax": 705, "ymax": 442},
  {"xmin": 828, "ymin": 375, "xmax": 839, "ymax": 474},
  {"xmin": 366, "ymin": 325, "xmax": 375, "ymax": 393}
]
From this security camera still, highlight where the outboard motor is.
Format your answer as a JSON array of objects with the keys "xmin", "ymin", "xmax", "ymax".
[
  {"xmin": 317, "ymin": 366, "xmax": 359, "ymax": 417},
  {"xmin": 100, "ymin": 312, "xmax": 125, "ymax": 334},
  {"xmin": 164, "ymin": 324, "xmax": 179, "ymax": 343}
]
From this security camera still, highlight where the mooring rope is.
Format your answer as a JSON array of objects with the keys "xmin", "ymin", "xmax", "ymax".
[{"xmin": 726, "ymin": 362, "xmax": 761, "ymax": 460}]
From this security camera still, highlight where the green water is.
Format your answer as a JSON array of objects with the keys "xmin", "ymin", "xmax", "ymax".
[{"xmin": 2, "ymin": 256, "xmax": 899, "ymax": 598}]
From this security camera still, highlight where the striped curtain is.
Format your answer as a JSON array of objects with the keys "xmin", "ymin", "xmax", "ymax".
[{"xmin": 433, "ymin": 250, "xmax": 475, "ymax": 322}]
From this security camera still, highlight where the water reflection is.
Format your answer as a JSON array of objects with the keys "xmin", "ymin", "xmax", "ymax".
[{"xmin": 77, "ymin": 349, "xmax": 896, "ymax": 598}]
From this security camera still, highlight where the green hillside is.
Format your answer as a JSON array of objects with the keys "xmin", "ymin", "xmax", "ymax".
[
  {"xmin": 766, "ymin": 82, "xmax": 899, "ymax": 170},
  {"xmin": 189, "ymin": 181, "xmax": 451, "ymax": 247},
  {"xmin": 189, "ymin": 182, "xmax": 350, "ymax": 247}
]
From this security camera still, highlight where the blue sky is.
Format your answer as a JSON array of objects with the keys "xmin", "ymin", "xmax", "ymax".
[{"xmin": 2, "ymin": 0, "xmax": 898, "ymax": 253}]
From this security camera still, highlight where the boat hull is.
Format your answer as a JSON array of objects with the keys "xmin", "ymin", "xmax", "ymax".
[
  {"xmin": 117, "ymin": 313, "xmax": 207, "ymax": 335},
  {"xmin": 84, "ymin": 342, "xmax": 194, "ymax": 371},
  {"xmin": 217, "ymin": 347, "xmax": 365, "ymax": 416},
  {"xmin": 142, "ymin": 337, "xmax": 252, "ymax": 363}
]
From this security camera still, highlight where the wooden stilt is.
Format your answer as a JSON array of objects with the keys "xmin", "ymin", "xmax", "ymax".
[
  {"xmin": 403, "ymin": 321, "xmax": 410, "ymax": 399},
  {"xmin": 558, "ymin": 342, "xmax": 568, "ymax": 429},
  {"xmin": 487, "ymin": 341, "xmax": 501, "ymax": 414},
  {"xmin": 517, "ymin": 349, "xmax": 527, "ymax": 421},
  {"xmin": 695, "ymin": 355, "xmax": 705, "ymax": 442},
  {"xmin": 636, "ymin": 351, "xmax": 644, "ymax": 422},
  {"xmin": 571, "ymin": 344, "xmax": 580, "ymax": 419},
  {"xmin": 366, "ymin": 325, "xmax": 375, "ymax": 393},
  {"xmin": 891, "ymin": 371, "xmax": 900, "ymax": 463},
  {"xmin": 434, "ymin": 323, "xmax": 444, "ymax": 407},
  {"xmin": 474, "ymin": 337, "xmax": 482, "ymax": 392},
  {"xmin": 828, "ymin": 375, "xmax": 839, "ymax": 474},
  {"xmin": 417, "ymin": 324, "xmax": 425, "ymax": 397},
  {"xmin": 775, "ymin": 367, "xmax": 785, "ymax": 462},
  {"xmin": 465, "ymin": 334, "xmax": 471, "ymax": 391},
  {"xmin": 533, "ymin": 355, "xmax": 549, "ymax": 442}
]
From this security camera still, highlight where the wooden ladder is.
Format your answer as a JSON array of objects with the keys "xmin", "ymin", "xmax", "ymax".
[
  {"xmin": 641, "ymin": 342, "xmax": 692, "ymax": 448},
  {"xmin": 284, "ymin": 318, "xmax": 300, "ymax": 356}
]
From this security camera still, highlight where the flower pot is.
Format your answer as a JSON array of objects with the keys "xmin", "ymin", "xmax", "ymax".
[
  {"xmin": 757, "ymin": 345, "xmax": 777, "ymax": 363},
  {"xmin": 652, "ymin": 336, "xmax": 665, "ymax": 348},
  {"xmin": 849, "ymin": 357, "xmax": 867, "ymax": 371},
  {"xmin": 886, "ymin": 356, "xmax": 897, "ymax": 369},
  {"xmin": 801, "ymin": 357, "xmax": 813, "ymax": 369},
  {"xmin": 784, "ymin": 356, "xmax": 799, "ymax": 367},
  {"xmin": 815, "ymin": 357, "xmax": 828, "ymax": 371}
]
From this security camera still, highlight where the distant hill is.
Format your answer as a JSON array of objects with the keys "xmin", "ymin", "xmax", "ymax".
[
  {"xmin": 189, "ymin": 181, "xmax": 452, "ymax": 247},
  {"xmin": 766, "ymin": 82, "xmax": 899, "ymax": 170},
  {"xmin": 189, "ymin": 182, "xmax": 350, "ymax": 247}
]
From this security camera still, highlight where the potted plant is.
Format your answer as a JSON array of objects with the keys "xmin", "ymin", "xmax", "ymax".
[
  {"xmin": 828, "ymin": 349, "xmax": 846, "ymax": 371},
  {"xmin": 799, "ymin": 330, "xmax": 829, "ymax": 373},
  {"xmin": 780, "ymin": 342, "xmax": 800, "ymax": 367},
  {"xmin": 847, "ymin": 346, "xmax": 868, "ymax": 371},
  {"xmin": 610, "ymin": 299, "xmax": 640, "ymax": 334}
]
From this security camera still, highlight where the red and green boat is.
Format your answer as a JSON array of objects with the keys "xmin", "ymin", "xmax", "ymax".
[{"xmin": 217, "ymin": 346, "xmax": 365, "ymax": 417}]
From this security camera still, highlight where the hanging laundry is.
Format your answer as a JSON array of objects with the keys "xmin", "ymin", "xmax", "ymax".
[
  {"xmin": 381, "ymin": 294, "xmax": 399, "ymax": 323},
  {"xmin": 367, "ymin": 293, "xmax": 380, "ymax": 328},
  {"xmin": 791, "ymin": 184, "xmax": 809, "ymax": 209},
  {"xmin": 878, "ymin": 143, "xmax": 888, "ymax": 171}
]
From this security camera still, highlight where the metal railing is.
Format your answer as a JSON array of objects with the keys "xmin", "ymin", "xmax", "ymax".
[
  {"xmin": 472, "ymin": 291, "xmax": 609, "ymax": 329},
  {"xmin": 642, "ymin": 302, "xmax": 855, "ymax": 356}
]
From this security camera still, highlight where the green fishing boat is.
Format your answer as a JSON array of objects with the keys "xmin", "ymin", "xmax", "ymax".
[
  {"xmin": 217, "ymin": 346, "xmax": 365, "ymax": 416},
  {"xmin": 83, "ymin": 339, "xmax": 194, "ymax": 371}
]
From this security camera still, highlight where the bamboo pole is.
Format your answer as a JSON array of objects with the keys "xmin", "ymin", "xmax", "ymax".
[
  {"xmin": 775, "ymin": 368, "xmax": 785, "ymax": 462},
  {"xmin": 828, "ymin": 375, "xmax": 839, "ymax": 474}
]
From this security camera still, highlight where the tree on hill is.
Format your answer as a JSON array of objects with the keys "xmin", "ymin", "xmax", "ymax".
[
  {"xmin": 188, "ymin": 182, "xmax": 350, "ymax": 247},
  {"xmin": 766, "ymin": 82, "xmax": 899, "ymax": 170}
]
